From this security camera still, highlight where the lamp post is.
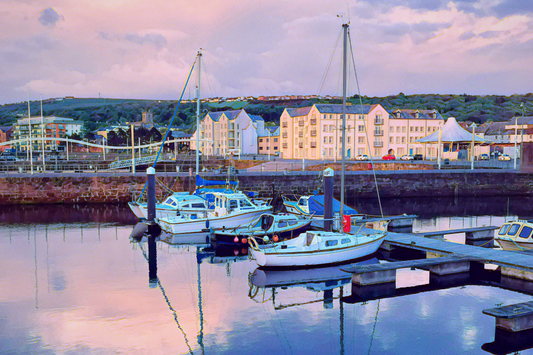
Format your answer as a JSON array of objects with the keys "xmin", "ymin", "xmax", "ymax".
[{"xmin": 514, "ymin": 115, "xmax": 518, "ymax": 170}]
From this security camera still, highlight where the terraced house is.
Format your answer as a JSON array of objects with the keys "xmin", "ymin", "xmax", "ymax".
[
  {"xmin": 191, "ymin": 109, "xmax": 268, "ymax": 157},
  {"xmin": 279, "ymin": 104, "xmax": 444, "ymax": 160}
]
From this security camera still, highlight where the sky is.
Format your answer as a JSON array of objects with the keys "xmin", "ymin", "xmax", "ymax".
[{"xmin": 1, "ymin": 0, "xmax": 533, "ymax": 105}]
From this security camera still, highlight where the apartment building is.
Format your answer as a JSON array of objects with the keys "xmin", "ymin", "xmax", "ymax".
[
  {"xmin": 12, "ymin": 116, "xmax": 83, "ymax": 152},
  {"xmin": 388, "ymin": 109, "xmax": 445, "ymax": 158},
  {"xmin": 191, "ymin": 109, "xmax": 267, "ymax": 157},
  {"xmin": 258, "ymin": 126, "xmax": 280, "ymax": 156}
]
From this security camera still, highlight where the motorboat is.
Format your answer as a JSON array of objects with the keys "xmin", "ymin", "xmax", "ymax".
[
  {"xmin": 212, "ymin": 213, "xmax": 312, "ymax": 246},
  {"xmin": 156, "ymin": 191, "xmax": 272, "ymax": 235},
  {"xmin": 248, "ymin": 227, "xmax": 386, "ymax": 268},
  {"xmin": 129, "ymin": 192, "xmax": 209, "ymax": 220},
  {"xmin": 495, "ymin": 220, "xmax": 533, "ymax": 251}
]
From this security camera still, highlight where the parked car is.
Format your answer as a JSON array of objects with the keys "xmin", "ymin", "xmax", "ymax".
[
  {"xmin": 499, "ymin": 154, "xmax": 511, "ymax": 161},
  {"xmin": 355, "ymin": 154, "xmax": 370, "ymax": 161},
  {"xmin": 382, "ymin": 154, "xmax": 396, "ymax": 161},
  {"xmin": 477, "ymin": 154, "xmax": 489, "ymax": 161},
  {"xmin": 0, "ymin": 155, "xmax": 21, "ymax": 162},
  {"xmin": 413, "ymin": 154, "xmax": 424, "ymax": 160},
  {"xmin": 400, "ymin": 154, "xmax": 414, "ymax": 161}
]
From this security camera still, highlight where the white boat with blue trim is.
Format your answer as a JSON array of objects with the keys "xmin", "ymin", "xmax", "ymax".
[
  {"xmin": 495, "ymin": 220, "xmax": 533, "ymax": 251},
  {"xmin": 156, "ymin": 191, "xmax": 272, "ymax": 235}
]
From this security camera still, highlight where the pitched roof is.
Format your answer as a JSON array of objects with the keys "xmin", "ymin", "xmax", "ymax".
[
  {"xmin": 315, "ymin": 104, "xmax": 374, "ymax": 115},
  {"xmin": 249, "ymin": 114, "xmax": 264, "ymax": 123},
  {"xmin": 391, "ymin": 109, "xmax": 443, "ymax": 120},
  {"xmin": 285, "ymin": 107, "xmax": 313, "ymax": 117}
]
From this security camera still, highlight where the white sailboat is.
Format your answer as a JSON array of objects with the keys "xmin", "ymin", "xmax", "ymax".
[{"xmin": 248, "ymin": 21, "xmax": 387, "ymax": 268}]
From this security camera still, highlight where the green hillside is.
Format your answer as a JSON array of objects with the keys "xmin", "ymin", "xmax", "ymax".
[{"xmin": 1, "ymin": 94, "xmax": 532, "ymax": 134}]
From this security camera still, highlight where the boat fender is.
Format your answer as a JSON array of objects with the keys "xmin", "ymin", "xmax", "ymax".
[
  {"xmin": 263, "ymin": 236, "xmax": 270, "ymax": 243},
  {"xmin": 242, "ymin": 238, "xmax": 248, "ymax": 244},
  {"xmin": 206, "ymin": 220, "xmax": 210, "ymax": 229},
  {"xmin": 273, "ymin": 235, "xmax": 279, "ymax": 242},
  {"xmin": 234, "ymin": 236, "xmax": 239, "ymax": 243}
]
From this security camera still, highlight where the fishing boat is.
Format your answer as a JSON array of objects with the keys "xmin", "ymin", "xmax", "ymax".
[
  {"xmin": 495, "ymin": 220, "xmax": 533, "ymax": 251},
  {"xmin": 248, "ymin": 228, "xmax": 386, "ymax": 267},
  {"xmin": 156, "ymin": 191, "xmax": 272, "ymax": 235},
  {"xmin": 212, "ymin": 213, "xmax": 312, "ymax": 246}
]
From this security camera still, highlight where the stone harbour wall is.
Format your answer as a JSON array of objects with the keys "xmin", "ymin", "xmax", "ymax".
[{"xmin": 0, "ymin": 170, "xmax": 532, "ymax": 205}]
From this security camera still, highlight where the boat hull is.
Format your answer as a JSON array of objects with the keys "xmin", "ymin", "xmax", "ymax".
[
  {"xmin": 251, "ymin": 234, "xmax": 385, "ymax": 268},
  {"xmin": 157, "ymin": 207, "xmax": 271, "ymax": 235},
  {"xmin": 213, "ymin": 223, "xmax": 311, "ymax": 245},
  {"xmin": 495, "ymin": 238, "xmax": 533, "ymax": 251}
]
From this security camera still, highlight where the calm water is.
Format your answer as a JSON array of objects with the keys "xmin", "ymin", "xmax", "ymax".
[{"xmin": 1, "ymin": 199, "xmax": 533, "ymax": 355}]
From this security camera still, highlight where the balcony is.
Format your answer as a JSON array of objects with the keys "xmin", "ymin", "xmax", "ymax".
[
  {"xmin": 299, "ymin": 132, "xmax": 303, "ymax": 137},
  {"xmin": 282, "ymin": 132, "xmax": 288, "ymax": 138},
  {"xmin": 310, "ymin": 142, "xmax": 317, "ymax": 148},
  {"xmin": 299, "ymin": 120, "xmax": 304, "ymax": 126},
  {"xmin": 311, "ymin": 130, "xmax": 317, "ymax": 136},
  {"xmin": 282, "ymin": 143, "xmax": 288, "ymax": 148},
  {"xmin": 374, "ymin": 140, "xmax": 383, "ymax": 147},
  {"xmin": 311, "ymin": 119, "xmax": 317, "ymax": 125},
  {"xmin": 298, "ymin": 142, "xmax": 303, "ymax": 148},
  {"xmin": 374, "ymin": 129, "xmax": 383, "ymax": 136},
  {"xmin": 282, "ymin": 122, "xmax": 288, "ymax": 128},
  {"xmin": 374, "ymin": 118, "xmax": 384, "ymax": 125}
]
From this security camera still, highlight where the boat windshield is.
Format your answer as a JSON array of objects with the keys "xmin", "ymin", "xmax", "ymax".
[
  {"xmin": 261, "ymin": 215, "xmax": 274, "ymax": 230},
  {"xmin": 507, "ymin": 223, "xmax": 521, "ymax": 236},
  {"xmin": 498, "ymin": 224, "xmax": 511, "ymax": 235},
  {"xmin": 519, "ymin": 226, "xmax": 533, "ymax": 239}
]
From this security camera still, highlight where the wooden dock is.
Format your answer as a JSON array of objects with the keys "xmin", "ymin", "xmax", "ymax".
[{"xmin": 382, "ymin": 229, "xmax": 533, "ymax": 272}]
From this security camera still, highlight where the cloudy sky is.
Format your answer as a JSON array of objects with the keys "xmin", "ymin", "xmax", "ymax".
[{"xmin": 1, "ymin": 0, "xmax": 532, "ymax": 104}]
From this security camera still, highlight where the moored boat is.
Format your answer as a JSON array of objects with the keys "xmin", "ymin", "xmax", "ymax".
[
  {"xmin": 212, "ymin": 213, "xmax": 312, "ymax": 246},
  {"xmin": 248, "ymin": 229, "xmax": 386, "ymax": 268},
  {"xmin": 156, "ymin": 191, "xmax": 272, "ymax": 235},
  {"xmin": 495, "ymin": 220, "xmax": 533, "ymax": 251}
]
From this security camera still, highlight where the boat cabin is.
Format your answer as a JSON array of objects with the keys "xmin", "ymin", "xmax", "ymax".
[
  {"xmin": 212, "ymin": 192, "xmax": 257, "ymax": 216},
  {"xmin": 498, "ymin": 222, "xmax": 533, "ymax": 240},
  {"xmin": 161, "ymin": 193, "xmax": 208, "ymax": 211},
  {"xmin": 249, "ymin": 214, "xmax": 304, "ymax": 231}
]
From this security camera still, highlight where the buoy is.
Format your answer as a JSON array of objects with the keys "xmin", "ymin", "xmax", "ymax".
[
  {"xmin": 263, "ymin": 236, "xmax": 270, "ymax": 242},
  {"xmin": 234, "ymin": 236, "xmax": 239, "ymax": 243},
  {"xmin": 234, "ymin": 250, "xmax": 239, "ymax": 256},
  {"xmin": 242, "ymin": 238, "xmax": 248, "ymax": 244},
  {"xmin": 273, "ymin": 235, "xmax": 279, "ymax": 242},
  {"xmin": 242, "ymin": 248, "xmax": 247, "ymax": 255}
]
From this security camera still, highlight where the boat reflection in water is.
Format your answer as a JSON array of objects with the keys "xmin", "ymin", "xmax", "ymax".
[{"xmin": 248, "ymin": 257, "xmax": 379, "ymax": 309}]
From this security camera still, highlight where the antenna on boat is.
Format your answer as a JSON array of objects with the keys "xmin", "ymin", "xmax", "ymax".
[{"xmin": 196, "ymin": 49, "xmax": 203, "ymax": 176}]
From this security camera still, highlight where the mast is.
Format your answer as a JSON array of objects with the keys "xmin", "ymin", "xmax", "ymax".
[
  {"xmin": 340, "ymin": 23, "xmax": 349, "ymax": 219},
  {"xmin": 196, "ymin": 50, "xmax": 202, "ymax": 175},
  {"xmin": 27, "ymin": 92, "xmax": 34, "ymax": 175}
]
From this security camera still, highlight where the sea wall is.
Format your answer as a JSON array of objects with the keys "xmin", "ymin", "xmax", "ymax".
[{"xmin": 0, "ymin": 170, "xmax": 532, "ymax": 205}]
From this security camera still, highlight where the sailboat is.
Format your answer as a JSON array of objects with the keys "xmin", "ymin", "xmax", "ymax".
[
  {"xmin": 248, "ymin": 22, "xmax": 387, "ymax": 268},
  {"xmin": 128, "ymin": 51, "xmax": 271, "ymax": 224}
]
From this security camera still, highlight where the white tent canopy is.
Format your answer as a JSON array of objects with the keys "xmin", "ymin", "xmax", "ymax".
[{"xmin": 416, "ymin": 117, "xmax": 485, "ymax": 143}]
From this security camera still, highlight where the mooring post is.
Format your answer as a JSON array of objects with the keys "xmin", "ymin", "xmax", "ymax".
[
  {"xmin": 147, "ymin": 167, "xmax": 156, "ymax": 222},
  {"xmin": 324, "ymin": 167, "xmax": 334, "ymax": 232},
  {"xmin": 148, "ymin": 232, "xmax": 158, "ymax": 288}
]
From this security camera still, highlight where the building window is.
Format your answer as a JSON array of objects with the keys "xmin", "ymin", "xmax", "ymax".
[
  {"xmin": 396, "ymin": 137, "xmax": 400, "ymax": 144},
  {"xmin": 259, "ymin": 147, "xmax": 263, "ymax": 150},
  {"xmin": 402, "ymin": 127, "xmax": 406, "ymax": 133},
  {"xmin": 324, "ymin": 137, "xmax": 327, "ymax": 143},
  {"xmin": 329, "ymin": 137, "xmax": 332, "ymax": 143},
  {"xmin": 358, "ymin": 125, "xmax": 364, "ymax": 132},
  {"xmin": 410, "ymin": 127, "xmax": 413, "ymax": 132},
  {"xmin": 390, "ymin": 127, "xmax": 394, "ymax": 133},
  {"xmin": 389, "ymin": 137, "xmax": 393, "ymax": 143},
  {"xmin": 274, "ymin": 146, "xmax": 278, "ymax": 150},
  {"xmin": 348, "ymin": 137, "xmax": 351, "ymax": 143},
  {"xmin": 402, "ymin": 137, "xmax": 405, "ymax": 143},
  {"xmin": 358, "ymin": 137, "xmax": 364, "ymax": 143},
  {"xmin": 329, "ymin": 126, "xmax": 333, "ymax": 132},
  {"xmin": 274, "ymin": 138, "xmax": 278, "ymax": 142}
]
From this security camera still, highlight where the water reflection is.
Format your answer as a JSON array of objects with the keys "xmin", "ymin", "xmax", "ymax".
[{"xmin": 3, "ymin": 202, "xmax": 533, "ymax": 354}]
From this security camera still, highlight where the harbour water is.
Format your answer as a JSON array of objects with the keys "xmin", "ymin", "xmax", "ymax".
[{"xmin": 2, "ymin": 198, "xmax": 533, "ymax": 354}]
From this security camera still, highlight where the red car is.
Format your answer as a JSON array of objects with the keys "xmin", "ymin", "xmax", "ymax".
[{"xmin": 382, "ymin": 154, "xmax": 396, "ymax": 160}]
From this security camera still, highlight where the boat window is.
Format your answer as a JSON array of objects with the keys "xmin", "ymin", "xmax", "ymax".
[
  {"xmin": 298, "ymin": 198, "xmax": 307, "ymax": 207},
  {"xmin": 164, "ymin": 198, "xmax": 174, "ymax": 205},
  {"xmin": 498, "ymin": 224, "xmax": 511, "ymax": 235},
  {"xmin": 229, "ymin": 200, "xmax": 238, "ymax": 209},
  {"xmin": 278, "ymin": 220, "xmax": 288, "ymax": 228},
  {"xmin": 240, "ymin": 200, "xmax": 253, "ymax": 207},
  {"xmin": 341, "ymin": 238, "xmax": 351, "ymax": 244},
  {"xmin": 325, "ymin": 240, "xmax": 338, "ymax": 247},
  {"xmin": 288, "ymin": 220, "xmax": 298, "ymax": 226},
  {"xmin": 261, "ymin": 215, "xmax": 274, "ymax": 230},
  {"xmin": 507, "ymin": 223, "xmax": 521, "ymax": 236},
  {"xmin": 519, "ymin": 226, "xmax": 533, "ymax": 239},
  {"xmin": 192, "ymin": 203, "xmax": 206, "ymax": 208}
]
